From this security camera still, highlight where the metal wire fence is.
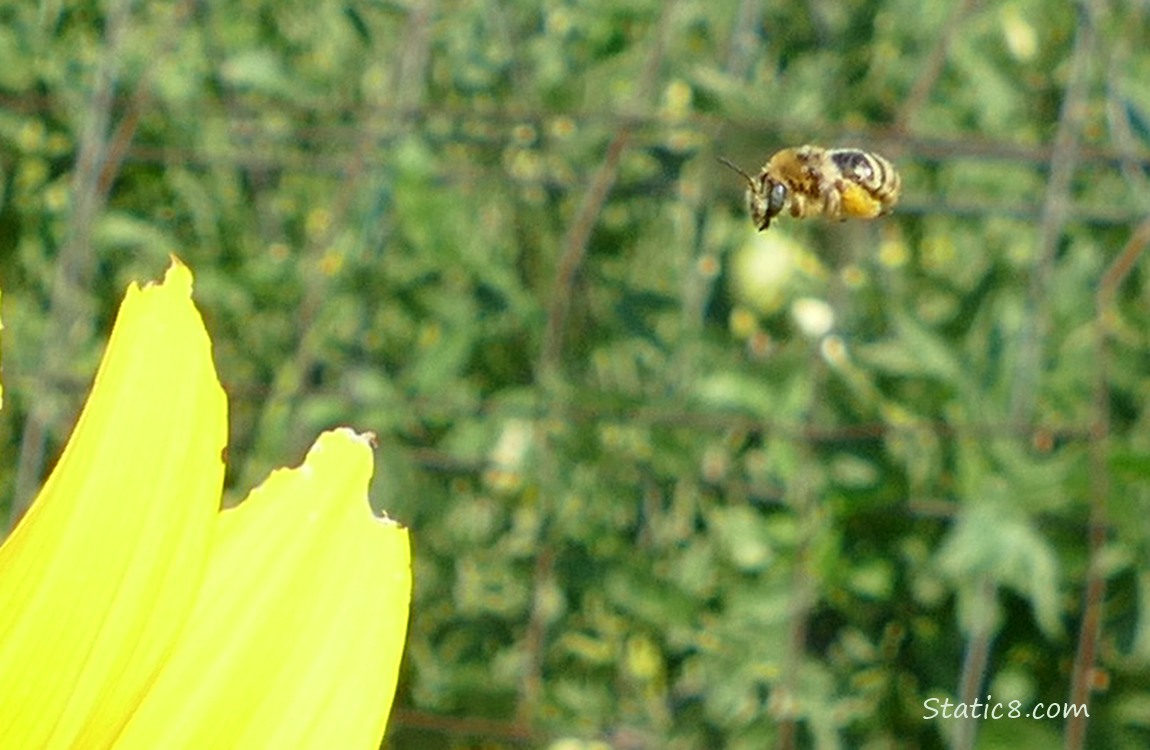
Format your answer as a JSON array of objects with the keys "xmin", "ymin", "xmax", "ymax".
[{"xmin": 2, "ymin": 0, "xmax": 1149, "ymax": 747}]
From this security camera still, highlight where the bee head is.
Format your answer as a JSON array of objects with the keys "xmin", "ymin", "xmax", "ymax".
[{"xmin": 718, "ymin": 156, "xmax": 788, "ymax": 231}]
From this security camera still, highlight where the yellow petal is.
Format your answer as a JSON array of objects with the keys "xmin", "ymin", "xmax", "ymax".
[
  {"xmin": 114, "ymin": 428, "xmax": 412, "ymax": 750},
  {"xmin": 0, "ymin": 261, "xmax": 227, "ymax": 747}
]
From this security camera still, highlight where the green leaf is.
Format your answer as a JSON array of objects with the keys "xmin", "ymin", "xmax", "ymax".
[{"xmin": 936, "ymin": 502, "xmax": 1062, "ymax": 638}]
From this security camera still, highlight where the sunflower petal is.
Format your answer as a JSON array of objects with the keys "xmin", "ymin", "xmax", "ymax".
[
  {"xmin": 114, "ymin": 428, "xmax": 412, "ymax": 749},
  {"xmin": 0, "ymin": 261, "xmax": 227, "ymax": 746}
]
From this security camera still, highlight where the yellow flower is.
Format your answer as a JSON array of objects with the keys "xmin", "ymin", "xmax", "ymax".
[{"xmin": 0, "ymin": 260, "xmax": 411, "ymax": 749}]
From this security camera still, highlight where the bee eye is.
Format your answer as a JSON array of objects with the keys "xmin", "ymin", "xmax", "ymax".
[{"xmin": 767, "ymin": 182, "xmax": 788, "ymax": 216}]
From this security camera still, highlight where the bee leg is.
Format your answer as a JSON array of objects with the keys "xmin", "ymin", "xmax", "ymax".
[{"xmin": 824, "ymin": 181, "xmax": 844, "ymax": 220}]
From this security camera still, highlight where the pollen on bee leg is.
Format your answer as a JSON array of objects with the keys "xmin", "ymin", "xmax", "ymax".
[{"xmin": 840, "ymin": 183, "xmax": 883, "ymax": 219}]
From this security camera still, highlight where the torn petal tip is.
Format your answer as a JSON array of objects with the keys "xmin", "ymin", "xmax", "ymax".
[
  {"xmin": 159, "ymin": 257, "xmax": 193, "ymax": 294},
  {"xmin": 327, "ymin": 427, "xmax": 377, "ymax": 448}
]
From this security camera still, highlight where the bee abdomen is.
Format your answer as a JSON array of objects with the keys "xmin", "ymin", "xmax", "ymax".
[{"xmin": 830, "ymin": 149, "xmax": 900, "ymax": 201}]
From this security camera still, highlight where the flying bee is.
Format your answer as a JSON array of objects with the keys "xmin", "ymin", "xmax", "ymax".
[{"xmin": 719, "ymin": 145, "xmax": 902, "ymax": 231}]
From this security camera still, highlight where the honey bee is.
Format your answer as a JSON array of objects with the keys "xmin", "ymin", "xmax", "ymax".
[{"xmin": 719, "ymin": 145, "xmax": 901, "ymax": 231}]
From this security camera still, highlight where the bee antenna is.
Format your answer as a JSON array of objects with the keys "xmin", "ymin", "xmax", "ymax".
[{"xmin": 716, "ymin": 156, "xmax": 755, "ymax": 188}]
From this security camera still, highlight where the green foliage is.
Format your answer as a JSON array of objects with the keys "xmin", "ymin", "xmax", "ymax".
[{"xmin": 3, "ymin": 0, "xmax": 1150, "ymax": 747}]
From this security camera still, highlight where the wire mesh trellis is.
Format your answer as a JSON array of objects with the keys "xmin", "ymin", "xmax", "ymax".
[{"xmin": 2, "ymin": 0, "xmax": 1150, "ymax": 748}]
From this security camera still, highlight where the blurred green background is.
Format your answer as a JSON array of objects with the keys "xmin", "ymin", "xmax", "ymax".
[{"xmin": 2, "ymin": 0, "xmax": 1150, "ymax": 747}]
